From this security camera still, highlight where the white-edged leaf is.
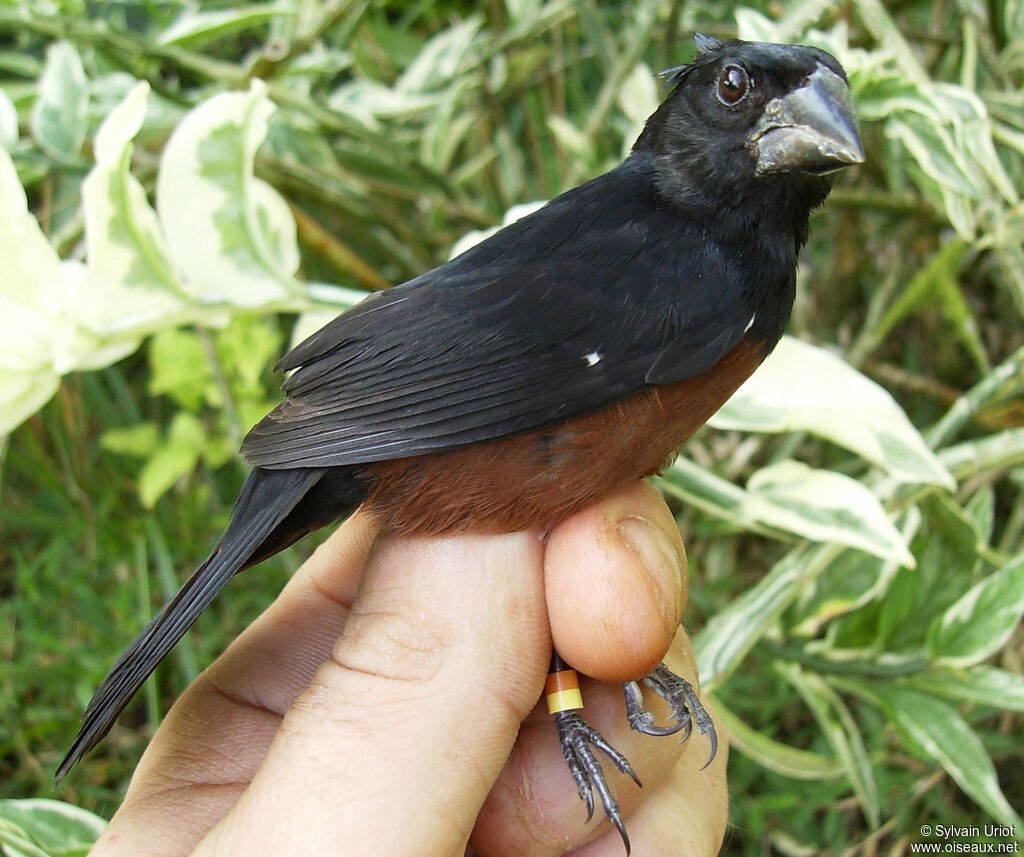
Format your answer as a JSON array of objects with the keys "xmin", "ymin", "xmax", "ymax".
[
  {"xmin": 0, "ymin": 358, "xmax": 60, "ymax": 437},
  {"xmin": 852, "ymin": 73, "xmax": 946, "ymax": 123},
  {"xmin": 30, "ymin": 42, "xmax": 88, "ymax": 160},
  {"xmin": 328, "ymin": 79, "xmax": 444, "ymax": 125},
  {"xmin": 695, "ymin": 542, "xmax": 842, "ymax": 688},
  {"xmin": 750, "ymin": 460, "xmax": 915, "ymax": 566},
  {"xmin": 886, "ymin": 114, "xmax": 983, "ymax": 199},
  {"xmin": 872, "ymin": 685, "xmax": 1021, "ymax": 829},
  {"xmin": 735, "ymin": 9, "xmax": 782, "ymax": 41},
  {"xmin": 780, "ymin": 665, "xmax": 880, "ymax": 827},
  {"xmin": 710, "ymin": 336, "xmax": 955, "ymax": 488},
  {"xmin": 617, "ymin": 63, "xmax": 658, "ymax": 152},
  {"xmin": 0, "ymin": 86, "xmax": 17, "ymax": 150},
  {"xmin": 662, "ymin": 458, "xmax": 914, "ymax": 565},
  {"xmin": 158, "ymin": 5, "xmax": 293, "ymax": 48},
  {"xmin": 906, "ymin": 665, "xmax": 1024, "ymax": 713},
  {"xmin": 933, "ymin": 83, "xmax": 1019, "ymax": 205},
  {"xmin": 547, "ymin": 115, "xmax": 594, "ymax": 163},
  {"xmin": 714, "ymin": 697, "xmax": 845, "ymax": 780},
  {"xmin": 397, "ymin": 17, "xmax": 482, "ymax": 93},
  {"xmin": 79, "ymin": 81, "xmax": 190, "ymax": 339},
  {"xmin": 156, "ymin": 82, "xmax": 301, "ymax": 307},
  {"xmin": 0, "ymin": 148, "xmax": 90, "ymax": 431},
  {"xmin": 791, "ymin": 508, "xmax": 919, "ymax": 635},
  {"xmin": 927, "ymin": 552, "xmax": 1024, "ymax": 666}
]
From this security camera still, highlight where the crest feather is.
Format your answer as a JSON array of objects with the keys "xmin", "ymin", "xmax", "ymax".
[
  {"xmin": 659, "ymin": 32, "xmax": 726, "ymax": 85},
  {"xmin": 693, "ymin": 32, "xmax": 723, "ymax": 53}
]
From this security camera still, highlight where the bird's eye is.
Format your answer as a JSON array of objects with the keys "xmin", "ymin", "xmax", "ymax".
[{"xmin": 717, "ymin": 65, "xmax": 750, "ymax": 105}]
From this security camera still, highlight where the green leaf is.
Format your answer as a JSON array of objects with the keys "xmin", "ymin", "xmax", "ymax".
[
  {"xmin": 100, "ymin": 423, "xmax": 161, "ymax": 459},
  {"xmin": 214, "ymin": 314, "xmax": 282, "ymax": 394},
  {"xmin": 920, "ymin": 492, "xmax": 983, "ymax": 557},
  {"xmin": 147, "ymin": 328, "xmax": 216, "ymax": 410},
  {"xmin": 963, "ymin": 485, "xmax": 995, "ymax": 545},
  {"xmin": 0, "ymin": 799, "xmax": 105, "ymax": 857},
  {"xmin": 927, "ymin": 553, "xmax": 1024, "ymax": 666},
  {"xmin": 851, "ymin": 684, "xmax": 1021, "ymax": 830},
  {"xmin": 138, "ymin": 413, "xmax": 206, "ymax": 508},
  {"xmin": 448, "ymin": 201, "xmax": 546, "ymax": 259},
  {"xmin": 713, "ymin": 696, "xmax": 845, "ymax": 780},
  {"xmin": 30, "ymin": 42, "xmax": 89, "ymax": 161},
  {"xmin": 710, "ymin": 336, "xmax": 954, "ymax": 488},
  {"xmin": 155, "ymin": 82, "xmax": 300, "ymax": 308}
]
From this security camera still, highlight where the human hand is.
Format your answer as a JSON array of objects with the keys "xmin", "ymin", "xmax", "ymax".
[{"xmin": 89, "ymin": 481, "xmax": 728, "ymax": 856}]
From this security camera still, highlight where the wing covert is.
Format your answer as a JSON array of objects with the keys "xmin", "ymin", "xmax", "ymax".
[{"xmin": 241, "ymin": 160, "xmax": 757, "ymax": 469}]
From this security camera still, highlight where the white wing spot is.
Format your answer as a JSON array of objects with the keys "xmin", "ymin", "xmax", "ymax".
[
  {"xmin": 584, "ymin": 351, "xmax": 601, "ymax": 366},
  {"xmin": 744, "ymin": 313, "xmax": 756, "ymax": 333}
]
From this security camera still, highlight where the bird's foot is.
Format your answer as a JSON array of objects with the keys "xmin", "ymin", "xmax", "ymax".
[
  {"xmin": 554, "ymin": 708, "xmax": 641, "ymax": 854},
  {"xmin": 624, "ymin": 662, "xmax": 718, "ymax": 769}
]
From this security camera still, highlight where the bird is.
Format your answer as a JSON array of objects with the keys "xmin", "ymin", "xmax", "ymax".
[{"xmin": 57, "ymin": 34, "xmax": 863, "ymax": 851}]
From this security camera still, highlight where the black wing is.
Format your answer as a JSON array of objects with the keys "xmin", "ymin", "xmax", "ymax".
[{"xmin": 241, "ymin": 158, "xmax": 755, "ymax": 470}]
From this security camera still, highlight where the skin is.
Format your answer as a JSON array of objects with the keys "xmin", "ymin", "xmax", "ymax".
[{"xmin": 88, "ymin": 482, "xmax": 728, "ymax": 857}]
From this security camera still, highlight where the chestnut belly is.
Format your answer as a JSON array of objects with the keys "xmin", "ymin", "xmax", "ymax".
[{"xmin": 363, "ymin": 336, "xmax": 766, "ymax": 535}]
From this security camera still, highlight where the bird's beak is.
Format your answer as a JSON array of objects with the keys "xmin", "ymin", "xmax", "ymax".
[{"xmin": 751, "ymin": 63, "xmax": 864, "ymax": 176}]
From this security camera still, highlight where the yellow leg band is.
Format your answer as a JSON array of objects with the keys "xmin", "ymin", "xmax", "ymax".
[{"xmin": 545, "ymin": 669, "xmax": 583, "ymax": 713}]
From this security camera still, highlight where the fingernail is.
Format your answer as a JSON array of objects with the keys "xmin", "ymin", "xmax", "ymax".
[{"xmin": 615, "ymin": 515, "xmax": 685, "ymax": 628}]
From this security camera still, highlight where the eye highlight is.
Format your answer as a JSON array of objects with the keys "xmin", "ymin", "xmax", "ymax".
[{"xmin": 717, "ymin": 65, "xmax": 750, "ymax": 105}]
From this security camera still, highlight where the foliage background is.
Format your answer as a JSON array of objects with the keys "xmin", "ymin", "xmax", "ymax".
[{"xmin": 1, "ymin": 0, "xmax": 1023, "ymax": 854}]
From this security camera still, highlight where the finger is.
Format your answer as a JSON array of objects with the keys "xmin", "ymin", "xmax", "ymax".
[
  {"xmin": 193, "ymin": 528, "xmax": 552, "ymax": 857},
  {"xmin": 545, "ymin": 481, "xmax": 687, "ymax": 682},
  {"xmin": 91, "ymin": 512, "xmax": 380, "ymax": 857},
  {"xmin": 472, "ymin": 625, "xmax": 706, "ymax": 857}
]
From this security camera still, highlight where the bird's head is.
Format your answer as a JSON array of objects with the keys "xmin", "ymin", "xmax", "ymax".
[{"xmin": 634, "ymin": 35, "xmax": 864, "ymax": 212}]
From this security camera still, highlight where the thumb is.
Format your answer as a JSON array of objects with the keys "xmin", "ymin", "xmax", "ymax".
[{"xmin": 194, "ymin": 530, "xmax": 552, "ymax": 857}]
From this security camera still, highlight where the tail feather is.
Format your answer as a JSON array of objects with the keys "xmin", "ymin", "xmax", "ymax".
[{"xmin": 56, "ymin": 466, "xmax": 327, "ymax": 781}]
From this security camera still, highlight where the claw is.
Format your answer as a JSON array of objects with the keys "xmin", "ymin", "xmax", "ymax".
[
  {"xmin": 626, "ymin": 663, "xmax": 719, "ymax": 765},
  {"xmin": 623, "ymin": 680, "xmax": 686, "ymax": 736},
  {"xmin": 701, "ymin": 725, "xmax": 719, "ymax": 770},
  {"xmin": 553, "ymin": 709, "xmax": 639, "ymax": 854}
]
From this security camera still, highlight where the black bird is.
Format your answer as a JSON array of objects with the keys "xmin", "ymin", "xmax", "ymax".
[{"xmin": 58, "ymin": 35, "xmax": 862, "ymax": 850}]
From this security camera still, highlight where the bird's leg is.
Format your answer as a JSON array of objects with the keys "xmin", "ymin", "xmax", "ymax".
[
  {"xmin": 547, "ymin": 652, "xmax": 640, "ymax": 854},
  {"xmin": 546, "ymin": 657, "xmax": 719, "ymax": 853},
  {"xmin": 623, "ymin": 662, "xmax": 718, "ymax": 769}
]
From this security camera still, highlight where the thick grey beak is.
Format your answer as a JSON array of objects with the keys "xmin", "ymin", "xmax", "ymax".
[{"xmin": 752, "ymin": 63, "xmax": 864, "ymax": 176}]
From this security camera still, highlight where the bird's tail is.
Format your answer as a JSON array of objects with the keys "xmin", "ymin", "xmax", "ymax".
[{"xmin": 56, "ymin": 466, "xmax": 331, "ymax": 781}]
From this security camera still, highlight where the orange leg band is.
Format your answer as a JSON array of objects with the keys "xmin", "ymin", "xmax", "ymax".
[{"xmin": 545, "ymin": 668, "xmax": 584, "ymax": 714}]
